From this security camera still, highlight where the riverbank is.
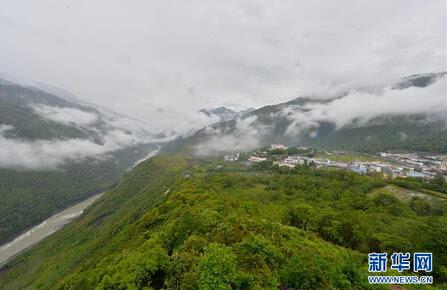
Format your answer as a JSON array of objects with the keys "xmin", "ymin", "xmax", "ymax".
[{"xmin": 0, "ymin": 193, "xmax": 103, "ymax": 267}]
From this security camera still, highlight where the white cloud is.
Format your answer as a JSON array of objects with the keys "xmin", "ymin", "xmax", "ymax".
[
  {"xmin": 285, "ymin": 76, "xmax": 447, "ymax": 135},
  {"xmin": 0, "ymin": 124, "xmax": 14, "ymax": 134},
  {"xmin": 0, "ymin": 103, "xmax": 172, "ymax": 170},
  {"xmin": 0, "ymin": 125, "xmax": 145, "ymax": 170},
  {"xmin": 32, "ymin": 104, "xmax": 98, "ymax": 127},
  {"xmin": 194, "ymin": 116, "xmax": 270, "ymax": 155},
  {"xmin": 192, "ymin": 76, "xmax": 447, "ymax": 154},
  {"xmin": 0, "ymin": 0, "xmax": 445, "ymax": 134},
  {"xmin": 0, "ymin": 100, "xmax": 175, "ymax": 170}
]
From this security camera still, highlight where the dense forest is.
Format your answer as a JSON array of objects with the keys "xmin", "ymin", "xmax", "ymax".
[
  {"xmin": 0, "ymin": 144, "xmax": 156, "ymax": 244},
  {"xmin": 0, "ymin": 79, "xmax": 161, "ymax": 244},
  {"xmin": 1, "ymin": 156, "xmax": 446, "ymax": 289}
]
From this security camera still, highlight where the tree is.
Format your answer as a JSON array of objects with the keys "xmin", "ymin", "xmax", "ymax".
[{"xmin": 197, "ymin": 243, "xmax": 244, "ymax": 290}]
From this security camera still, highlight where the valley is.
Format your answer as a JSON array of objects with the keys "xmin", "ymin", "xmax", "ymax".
[
  {"xmin": 1, "ymin": 2, "xmax": 446, "ymax": 288},
  {"xmin": 163, "ymin": 73, "xmax": 447, "ymax": 157},
  {"xmin": 0, "ymin": 155, "xmax": 446, "ymax": 289},
  {"xmin": 0, "ymin": 193, "xmax": 103, "ymax": 266},
  {"xmin": 0, "ymin": 72, "xmax": 446, "ymax": 289},
  {"xmin": 0, "ymin": 79, "xmax": 162, "ymax": 244}
]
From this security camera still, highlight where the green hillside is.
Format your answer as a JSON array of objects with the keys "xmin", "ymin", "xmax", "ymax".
[
  {"xmin": 310, "ymin": 116, "xmax": 447, "ymax": 153},
  {"xmin": 0, "ymin": 79, "xmax": 99, "ymax": 141},
  {"xmin": 0, "ymin": 144, "xmax": 156, "ymax": 244},
  {"xmin": 0, "ymin": 79, "xmax": 159, "ymax": 244},
  {"xmin": 1, "ymin": 156, "xmax": 446, "ymax": 289},
  {"xmin": 162, "ymin": 111, "xmax": 447, "ymax": 156},
  {"xmin": 162, "ymin": 73, "xmax": 447, "ymax": 155}
]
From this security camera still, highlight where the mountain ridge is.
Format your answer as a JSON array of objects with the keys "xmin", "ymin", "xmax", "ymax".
[
  {"xmin": 0, "ymin": 155, "xmax": 446, "ymax": 289},
  {"xmin": 0, "ymin": 79, "xmax": 164, "ymax": 244},
  {"xmin": 162, "ymin": 72, "xmax": 447, "ymax": 155}
]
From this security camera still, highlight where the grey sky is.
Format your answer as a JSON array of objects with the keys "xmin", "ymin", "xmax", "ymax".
[{"xmin": 1, "ymin": 0, "xmax": 446, "ymax": 133}]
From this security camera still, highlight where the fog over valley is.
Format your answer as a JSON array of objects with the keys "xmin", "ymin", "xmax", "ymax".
[
  {"xmin": 1, "ymin": 2, "xmax": 447, "ymax": 289},
  {"xmin": 1, "ymin": 0, "xmax": 445, "ymax": 136}
]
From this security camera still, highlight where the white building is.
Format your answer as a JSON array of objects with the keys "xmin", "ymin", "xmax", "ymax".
[
  {"xmin": 283, "ymin": 156, "xmax": 305, "ymax": 165},
  {"xmin": 249, "ymin": 156, "xmax": 267, "ymax": 163},
  {"xmin": 441, "ymin": 159, "xmax": 447, "ymax": 170},
  {"xmin": 270, "ymin": 144, "xmax": 288, "ymax": 150},
  {"xmin": 330, "ymin": 161, "xmax": 349, "ymax": 168},
  {"xmin": 224, "ymin": 153, "xmax": 240, "ymax": 162},
  {"xmin": 369, "ymin": 165, "xmax": 382, "ymax": 173},
  {"xmin": 406, "ymin": 171, "xmax": 427, "ymax": 178}
]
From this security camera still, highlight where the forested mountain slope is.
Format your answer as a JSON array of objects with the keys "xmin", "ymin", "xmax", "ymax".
[
  {"xmin": 0, "ymin": 79, "xmax": 162, "ymax": 244},
  {"xmin": 162, "ymin": 72, "xmax": 447, "ymax": 155},
  {"xmin": 1, "ymin": 156, "xmax": 446, "ymax": 289}
]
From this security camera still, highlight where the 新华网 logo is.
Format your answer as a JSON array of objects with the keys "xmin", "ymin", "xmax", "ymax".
[{"xmin": 367, "ymin": 252, "xmax": 433, "ymax": 285}]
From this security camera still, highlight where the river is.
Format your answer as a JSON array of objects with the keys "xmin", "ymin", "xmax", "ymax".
[{"xmin": 0, "ymin": 193, "xmax": 103, "ymax": 267}]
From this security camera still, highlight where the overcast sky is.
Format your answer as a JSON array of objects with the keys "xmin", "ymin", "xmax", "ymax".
[{"xmin": 1, "ymin": 0, "xmax": 446, "ymax": 132}]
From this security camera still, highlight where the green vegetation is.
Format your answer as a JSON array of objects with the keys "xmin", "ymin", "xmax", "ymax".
[
  {"xmin": 310, "ymin": 117, "xmax": 447, "ymax": 153},
  {"xmin": 370, "ymin": 184, "xmax": 446, "ymax": 201},
  {"xmin": 0, "ymin": 144, "xmax": 156, "ymax": 244},
  {"xmin": 162, "ymin": 98, "xmax": 447, "ymax": 155},
  {"xmin": 0, "ymin": 79, "xmax": 158, "ymax": 244},
  {"xmin": 390, "ymin": 175, "xmax": 447, "ymax": 195},
  {"xmin": 1, "ymin": 156, "xmax": 446, "ymax": 289},
  {"xmin": 0, "ymin": 81, "xmax": 100, "ymax": 141}
]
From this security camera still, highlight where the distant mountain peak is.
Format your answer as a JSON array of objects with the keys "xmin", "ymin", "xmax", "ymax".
[
  {"xmin": 392, "ymin": 71, "xmax": 447, "ymax": 89},
  {"xmin": 198, "ymin": 106, "xmax": 237, "ymax": 121},
  {"xmin": 199, "ymin": 106, "xmax": 256, "ymax": 122},
  {"xmin": 165, "ymin": 71, "xmax": 447, "ymax": 156}
]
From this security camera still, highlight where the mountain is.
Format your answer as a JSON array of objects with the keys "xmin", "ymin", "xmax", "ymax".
[
  {"xmin": 163, "ymin": 72, "xmax": 447, "ymax": 155},
  {"xmin": 0, "ymin": 155, "xmax": 446, "ymax": 289},
  {"xmin": 0, "ymin": 79, "xmax": 164, "ymax": 244},
  {"xmin": 199, "ymin": 106, "xmax": 237, "ymax": 122},
  {"xmin": 1, "ymin": 74, "xmax": 446, "ymax": 289},
  {"xmin": 392, "ymin": 72, "xmax": 447, "ymax": 89},
  {"xmin": 32, "ymin": 81, "xmax": 84, "ymax": 104},
  {"xmin": 198, "ymin": 106, "xmax": 254, "ymax": 122}
]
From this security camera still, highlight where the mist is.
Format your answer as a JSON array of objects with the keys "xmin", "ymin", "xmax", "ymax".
[
  {"xmin": 0, "ymin": 0, "xmax": 445, "ymax": 135},
  {"xmin": 0, "ymin": 124, "xmax": 145, "ymax": 170},
  {"xmin": 285, "ymin": 75, "xmax": 447, "ymax": 135},
  {"xmin": 32, "ymin": 104, "xmax": 98, "ymax": 127},
  {"xmin": 194, "ymin": 116, "xmax": 270, "ymax": 155},
  {"xmin": 0, "ymin": 0, "xmax": 445, "ymax": 163},
  {"xmin": 0, "ymin": 102, "xmax": 167, "ymax": 169},
  {"xmin": 193, "ymin": 75, "xmax": 447, "ymax": 155}
]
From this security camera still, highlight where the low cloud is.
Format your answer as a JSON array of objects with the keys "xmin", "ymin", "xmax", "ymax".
[
  {"xmin": 1, "ymin": 1, "xmax": 445, "ymax": 132},
  {"xmin": 0, "ymin": 124, "xmax": 14, "ymax": 134},
  {"xmin": 32, "ymin": 104, "xmax": 98, "ymax": 127},
  {"xmin": 0, "ymin": 103, "xmax": 167, "ymax": 170},
  {"xmin": 285, "ymin": 75, "xmax": 447, "ymax": 135},
  {"xmin": 192, "ymin": 76, "xmax": 447, "ymax": 154},
  {"xmin": 194, "ymin": 116, "xmax": 270, "ymax": 155},
  {"xmin": 0, "ymin": 124, "xmax": 145, "ymax": 170}
]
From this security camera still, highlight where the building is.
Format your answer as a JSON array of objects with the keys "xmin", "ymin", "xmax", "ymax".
[
  {"xmin": 369, "ymin": 165, "xmax": 382, "ymax": 173},
  {"xmin": 283, "ymin": 156, "xmax": 305, "ymax": 165},
  {"xmin": 330, "ymin": 161, "xmax": 349, "ymax": 168},
  {"xmin": 248, "ymin": 156, "xmax": 267, "ymax": 163},
  {"xmin": 351, "ymin": 165, "xmax": 367, "ymax": 174},
  {"xmin": 270, "ymin": 144, "xmax": 288, "ymax": 150},
  {"xmin": 224, "ymin": 153, "xmax": 240, "ymax": 162},
  {"xmin": 441, "ymin": 159, "xmax": 447, "ymax": 171},
  {"xmin": 406, "ymin": 170, "xmax": 427, "ymax": 178}
]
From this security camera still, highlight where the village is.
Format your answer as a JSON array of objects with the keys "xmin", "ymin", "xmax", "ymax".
[{"xmin": 224, "ymin": 144, "xmax": 447, "ymax": 180}]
